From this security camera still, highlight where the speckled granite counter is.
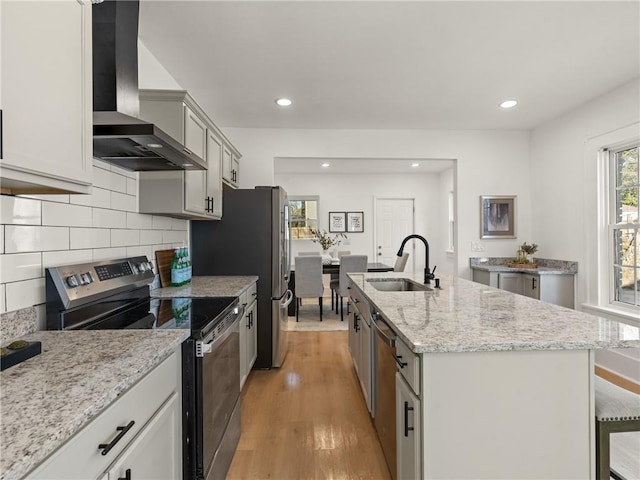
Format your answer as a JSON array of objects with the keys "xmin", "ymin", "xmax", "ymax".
[
  {"xmin": 150, "ymin": 275, "xmax": 258, "ymax": 298},
  {"xmin": 470, "ymin": 256, "xmax": 578, "ymax": 274},
  {"xmin": 0, "ymin": 329, "xmax": 189, "ymax": 480},
  {"xmin": 349, "ymin": 272, "xmax": 640, "ymax": 354}
]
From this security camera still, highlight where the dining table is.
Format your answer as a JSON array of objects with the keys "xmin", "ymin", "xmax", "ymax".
[{"xmin": 286, "ymin": 261, "xmax": 394, "ymax": 316}]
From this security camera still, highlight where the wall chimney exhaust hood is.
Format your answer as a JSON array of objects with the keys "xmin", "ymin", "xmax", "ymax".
[{"xmin": 92, "ymin": 0, "xmax": 206, "ymax": 171}]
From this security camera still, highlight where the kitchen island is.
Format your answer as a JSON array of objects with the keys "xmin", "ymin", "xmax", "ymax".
[
  {"xmin": 0, "ymin": 329, "xmax": 188, "ymax": 480},
  {"xmin": 348, "ymin": 271, "xmax": 640, "ymax": 479}
]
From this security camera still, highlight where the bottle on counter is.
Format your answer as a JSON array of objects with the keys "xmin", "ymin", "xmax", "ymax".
[{"xmin": 170, "ymin": 248, "xmax": 180, "ymax": 287}]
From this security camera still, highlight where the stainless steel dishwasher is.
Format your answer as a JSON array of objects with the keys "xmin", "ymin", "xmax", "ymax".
[{"xmin": 372, "ymin": 311, "xmax": 398, "ymax": 480}]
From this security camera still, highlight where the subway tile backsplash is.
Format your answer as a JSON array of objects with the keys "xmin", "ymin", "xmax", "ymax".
[{"xmin": 0, "ymin": 162, "xmax": 189, "ymax": 317}]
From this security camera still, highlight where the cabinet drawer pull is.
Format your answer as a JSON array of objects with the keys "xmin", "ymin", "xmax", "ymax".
[
  {"xmin": 404, "ymin": 401, "xmax": 414, "ymax": 437},
  {"xmin": 118, "ymin": 469, "xmax": 132, "ymax": 480},
  {"xmin": 393, "ymin": 354, "xmax": 408, "ymax": 369},
  {"xmin": 98, "ymin": 420, "xmax": 135, "ymax": 455},
  {"xmin": 183, "ymin": 148, "xmax": 192, "ymax": 155}
]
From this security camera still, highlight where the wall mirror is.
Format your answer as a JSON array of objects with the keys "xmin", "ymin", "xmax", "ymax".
[{"xmin": 289, "ymin": 196, "xmax": 319, "ymax": 240}]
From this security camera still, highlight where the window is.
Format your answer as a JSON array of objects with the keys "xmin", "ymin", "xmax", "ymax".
[
  {"xmin": 289, "ymin": 196, "xmax": 318, "ymax": 240},
  {"xmin": 609, "ymin": 145, "xmax": 639, "ymax": 307}
]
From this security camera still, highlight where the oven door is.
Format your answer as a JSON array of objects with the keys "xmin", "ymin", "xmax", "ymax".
[{"xmin": 196, "ymin": 314, "xmax": 241, "ymax": 480}]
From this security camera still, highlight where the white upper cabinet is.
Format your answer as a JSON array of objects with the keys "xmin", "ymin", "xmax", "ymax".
[
  {"xmin": 138, "ymin": 90, "xmax": 238, "ymax": 220},
  {"xmin": 222, "ymin": 146, "xmax": 241, "ymax": 188},
  {"xmin": 0, "ymin": 0, "xmax": 92, "ymax": 195}
]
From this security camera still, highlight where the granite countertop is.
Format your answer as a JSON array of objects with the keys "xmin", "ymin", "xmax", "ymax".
[
  {"xmin": 348, "ymin": 272, "xmax": 640, "ymax": 354},
  {"xmin": 0, "ymin": 329, "xmax": 189, "ymax": 480},
  {"xmin": 151, "ymin": 275, "xmax": 258, "ymax": 298},
  {"xmin": 469, "ymin": 257, "xmax": 578, "ymax": 275}
]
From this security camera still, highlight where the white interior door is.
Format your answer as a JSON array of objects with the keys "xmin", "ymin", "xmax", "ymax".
[{"xmin": 375, "ymin": 198, "xmax": 415, "ymax": 272}]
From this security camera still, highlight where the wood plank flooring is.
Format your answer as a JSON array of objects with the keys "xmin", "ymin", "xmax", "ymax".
[{"xmin": 226, "ymin": 331, "xmax": 392, "ymax": 480}]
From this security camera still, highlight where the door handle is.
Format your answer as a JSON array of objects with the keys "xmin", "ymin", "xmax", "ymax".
[
  {"xmin": 404, "ymin": 401, "xmax": 414, "ymax": 437},
  {"xmin": 118, "ymin": 469, "xmax": 132, "ymax": 480},
  {"xmin": 393, "ymin": 354, "xmax": 408, "ymax": 369},
  {"xmin": 98, "ymin": 421, "xmax": 135, "ymax": 455}
]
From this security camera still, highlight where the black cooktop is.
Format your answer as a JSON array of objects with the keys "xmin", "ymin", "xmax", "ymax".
[{"xmin": 155, "ymin": 296, "xmax": 238, "ymax": 336}]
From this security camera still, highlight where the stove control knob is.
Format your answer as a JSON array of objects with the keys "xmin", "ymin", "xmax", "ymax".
[
  {"xmin": 136, "ymin": 263, "xmax": 146, "ymax": 272},
  {"xmin": 80, "ymin": 272, "xmax": 93, "ymax": 285},
  {"xmin": 144, "ymin": 261, "xmax": 153, "ymax": 272},
  {"xmin": 66, "ymin": 275, "xmax": 80, "ymax": 288}
]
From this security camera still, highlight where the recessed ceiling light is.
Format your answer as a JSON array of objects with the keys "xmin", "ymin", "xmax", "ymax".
[
  {"xmin": 321, "ymin": 163, "xmax": 330, "ymax": 168},
  {"xmin": 411, "ymin": 163, "xmax": 420, "ymax": 168},
  {"xmin": 276, "ymin": 98, "xmax": 292, "ymax": 107},
  {"xmin": 499, "ymin": 99, "xmax": 518, "ymax": 109}
]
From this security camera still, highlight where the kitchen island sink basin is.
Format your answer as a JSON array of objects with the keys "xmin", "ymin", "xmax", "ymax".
[{"xmin": 366, "ymin": 278, "xmax": 432, "ymax": 292}]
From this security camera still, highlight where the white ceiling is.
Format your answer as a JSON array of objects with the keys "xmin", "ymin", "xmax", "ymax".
[{"xmin": 139, "ymin": 1, "xmax": 639, "ymax": 133}]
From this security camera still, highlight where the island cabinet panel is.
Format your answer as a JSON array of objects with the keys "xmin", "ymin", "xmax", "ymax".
[
  {"xmin": 420, "ymin": 349, "xmax": 593, "ymax": 479},
  {"xmin": 396, "ymin": 372, "xmax": 421, "ymax": 480},
  {"xmin": 497, "ymin": 272, "xmax": 522, "ymax": 294}
]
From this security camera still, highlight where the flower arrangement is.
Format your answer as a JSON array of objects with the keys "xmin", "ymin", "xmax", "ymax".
[
  {"xmin": 309, "ymin": 228, "xmax": 347, "ymax": 251},
  {"xmin": 513, "ymin": 241, "xmax": 538, "ymax": 264}
]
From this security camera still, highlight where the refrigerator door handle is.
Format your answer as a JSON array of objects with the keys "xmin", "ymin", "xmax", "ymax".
[{"xmin": 280, "ymin": 289, "xmax": 294, "ymax": 308}]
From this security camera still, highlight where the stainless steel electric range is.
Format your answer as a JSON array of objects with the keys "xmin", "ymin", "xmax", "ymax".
[{"xmin": 45, "ymin": 256, "xmax": 243, "ymax": 480}]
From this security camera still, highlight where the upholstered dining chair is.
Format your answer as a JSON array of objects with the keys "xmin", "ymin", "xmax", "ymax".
[
  {"xmin": 298, "ymin": 251, "xmax": 320, "ymax": 256},
  {"xmin": 294, "ymin": 255, "xmax": 324, "ymax": 321},
  {"xmin": 330, "ymin": 255, "xmax": 367, "ymax": 321},
  {"xmin": 394, "ymin": 252, "xmax": 410, "ymax": 272},
  {"xmin": 330, "ymin": 250, "xmax": 351, "ymax": 309}
]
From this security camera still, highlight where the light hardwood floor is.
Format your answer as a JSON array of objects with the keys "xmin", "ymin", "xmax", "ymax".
[{"xmin": 227, "ymin": 331, "xmax": 392, "ymax": 480}]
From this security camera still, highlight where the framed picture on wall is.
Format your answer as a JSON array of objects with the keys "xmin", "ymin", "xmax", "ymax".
[
  {"xmin": 480, "ymin": 195, "xmax": 516, "ymax": 238},
  {"xmin": 347, "ymin": 211, "xmax": 364, "ymax": 233},
  {"xmin": 329, "ymin": 212, "xmax": 346, "ymax": 232}
]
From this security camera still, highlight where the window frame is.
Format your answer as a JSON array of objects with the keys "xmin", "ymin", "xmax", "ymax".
[
  {"xmin": 288, "ymin": 195, "xmax": 319, "ymax": 240},
  {"xmin": 607, "ymin": 144, "xmax": 639, "ymax": 308}
]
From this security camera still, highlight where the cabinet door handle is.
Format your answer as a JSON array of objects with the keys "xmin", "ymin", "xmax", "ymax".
[
  {"xmin": 250, "ymin": 311, "xmax": 254, "ymax": 328},
  {"xmin": 532, "ymin": 277, "xmax": 537, "ymax": 290},
  {"xmin": 354, "ymin": 313, "xmax": 359, "ymax": 332},
  {"xmin": 118, "ymin": 469, "xmax": 132, "ymax": 480},
  {"xmin": 393, "ymin": 354, "xmax": 408, "ymax": 369},
  {"xmin": 98, "ymin": 420, "xmax": 135, "ymax": 455},
  {"xmin": 404, "ymin": 401, "xmax": 414, "ymax": 437},
  {"xmin": 183, "ymin": 148, "xmax": 192, "ymax": 155}
]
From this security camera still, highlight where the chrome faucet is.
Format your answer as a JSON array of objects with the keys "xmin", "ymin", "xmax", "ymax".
[{"xmin": 397, "ymin": 234, "xmax": 436, "ymax": 284}]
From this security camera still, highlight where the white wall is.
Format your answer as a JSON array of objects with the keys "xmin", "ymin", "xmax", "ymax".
[
  {"xmin": 0, "ymin": 161, "xmax": 189, "ymax": 325},
  {"xmin": 276, "ymin": 171, "xmax": 451, "ymax": 275},
  {"xmin": 530, "ymin": 78, "xmax": 640, "ymax": 313},
  {"xmin": 530, "ymin": 79, "xmax": 640, "ymax": 384},
  {"xmin": 228, "ymin": 128, "xmax": 531, "ymax": 278}
]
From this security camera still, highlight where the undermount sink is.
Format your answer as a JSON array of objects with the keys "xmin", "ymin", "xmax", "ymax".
[{"xmin": 366, "ymin": 278, "xmax": 433, "ymax": 292}]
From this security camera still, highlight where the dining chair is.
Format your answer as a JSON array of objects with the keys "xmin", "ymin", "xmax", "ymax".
[
  {"xmin": 394, "ymin": 252, "xmax": 410, "ymax": 272},
  {"xmin": 298, "ymin": 251, "xmax": 320, "ymax": 256},
  {"xmin": 294, "ymin": 255, "xmax": 324, "ymax": 321},
  {"xmin": 330, "ymin": 250, "xmax": 351, "ymax": 309},
  {"xmin": 330, "ymin": 255, "xmax": 367, "ymax": 321}
]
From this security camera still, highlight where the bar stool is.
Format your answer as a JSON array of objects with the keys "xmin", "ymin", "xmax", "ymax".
[{"xmin": 594, "ymin": 376, "xmax": 640, "ymax": 480}]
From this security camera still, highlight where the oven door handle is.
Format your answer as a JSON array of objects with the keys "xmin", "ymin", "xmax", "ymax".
[{"xmin": 196, "ymin": 311, "xmax": 241, "ymax": 357}]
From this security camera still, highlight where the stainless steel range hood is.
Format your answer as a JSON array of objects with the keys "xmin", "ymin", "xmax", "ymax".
[{"xmin": 92, "ymin": 0, "xmax": 206, "ymax": 171}]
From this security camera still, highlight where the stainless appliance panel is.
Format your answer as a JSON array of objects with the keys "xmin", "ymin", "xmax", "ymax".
[
  {"xmin": 272, "ymin": 290, "xmax": 294, "ymax": 367},
  {"xmin": 373, "ymin": 314, "xmax": 398, "ymax": 480},
  {"xmin": 199, "ymin": 313, "xmax": 240, "ymax": 478}
]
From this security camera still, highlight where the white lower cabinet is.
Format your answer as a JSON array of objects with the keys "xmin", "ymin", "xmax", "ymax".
[
  {"xmin": 240, "ymin": 282, "xmax": 258, "ymax": 389},
  {"xmin": 473, "ymin": 269, "xmax": 575, "ymax": 308},
  {"xmin": 27, "ymin": 351, "xmax": 181, "ymax": 480},
  {"xmin": 105, "ymin": 393, "xmax": 181, "ymax": 480},
  {"xmin": 396, "ymin": 372, "xmax": 421, "ymax": 480}
]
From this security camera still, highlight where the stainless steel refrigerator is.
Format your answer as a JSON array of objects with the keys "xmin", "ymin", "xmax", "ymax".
[{"xmin": 191, "ymin": 186, "xmax": 293, "ymax": 368}]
